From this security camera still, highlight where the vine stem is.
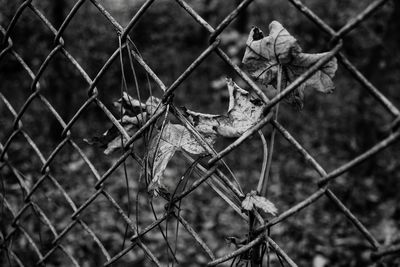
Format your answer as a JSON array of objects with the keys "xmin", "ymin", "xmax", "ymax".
[
  {"xmin": 117, "ymin": 35, "xmax": 132, "ymax": 251},
  {"xmin": 253, "ymin": 64, "xmax": 282, "ymax": 267},
  {"xmin": 261, "ymin": 64, "xmax": 282, "ymax": 197},
  {"xmin": 256, "ymin": 130, "xmax": 268, "ymax": 195}
]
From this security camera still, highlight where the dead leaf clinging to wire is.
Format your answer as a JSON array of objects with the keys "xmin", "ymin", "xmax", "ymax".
[
  {"xmin": 147, "ymin": 122, "xmax": 211, "ymax": 194},
  {"xmin": 183, "ymin": 78, "xmax": 266, "ymax": 138},
  {"xmin": 242, "ymin": 20, "xmax": 338, "ymax": 109},
  {"xmin": 87, "ymin": 79, "xmax": 270, "ymax": 195},
  {"xmin": 241, "ymin": 190, "xmax": 277, "ymax": 216}
]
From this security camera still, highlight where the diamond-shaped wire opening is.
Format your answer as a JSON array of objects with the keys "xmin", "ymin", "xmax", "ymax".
[
  {"xmin": 57, "ymin": 0, "xmax": 122, "ymax": 79},
  {"xmin": 3, "ymin": 6, "xmax": 59, "ymax": 74}
]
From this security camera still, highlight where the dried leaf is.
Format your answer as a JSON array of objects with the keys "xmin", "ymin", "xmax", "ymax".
[
  {"xmin": 184, "ymin": 78, "xmax": 266, "ymax": 138},
  {"xmin": 85, "ymin": 110, "xmax": 149, "ymax": 155},
  {"xmin": 182, "ymin": 108, "xmax": 221, "ymax": 136},
  {"xmin": 90, "ymin": 78, "xmax": 268, "ymax": 156},
  {"xmin": 114, "ymin": 92, "xmax": 146, "ymax": 116},
  {"xmin": 241, "ymin": 194, "xmax": 254, "ymax": 211},
  {"xmin": 220, "ymin": 78, "xmax": 265, "ymax": 137},
  {"xmin": 147, "ymin": 122, "xmax": 211, "ymax": 194},
  {"xmin": 85, "ymin": 93, "xmax": 161, "ymax": 154},
  {"xmin": 242, "ymin": 21, "xmax": 337, "ymax": 109},
  {"xmin": 84, "ymin": 119, "xmax": 139, "ymax": 155},
  {"xmin": 241, "ymin": 191, "xmax": 277, "ymax": 216},
  {"xmin": 88, "ymin": 80, "xmax": 270, "ymax": 194},
  {"xmin": 103, "ymin": 123, "xmax": 138, "ymax": 155},
  {"xmin": 146, "ymin": 96, "xmax": 162, "ymax": 116},
  {"xmin": 148, "ymin": 138, "xmax": 177, "ymax": 194},
  {"xmin": 253, "ymin": 195, "xmax": 277, "ymax": 215}
]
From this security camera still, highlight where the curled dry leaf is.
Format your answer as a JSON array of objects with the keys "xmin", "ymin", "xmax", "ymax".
[
  {"xmin": 242, "ymin": 20, "xmax": 338, "ymax": 109},
  {"xmin": 84, "ymin": 93, "xmax": 159, "ymax": 155},
  {"xmin": 183, "ymin": 78, "xmax": 266, "ymax": 138},
  {"xmin": 241, "ymin": 190, "xmax": 277, "ymax": 216}
]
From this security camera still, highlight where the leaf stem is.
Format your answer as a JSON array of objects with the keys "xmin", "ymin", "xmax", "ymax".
[
  {"xmin": 261, "ymin": 64, "xmax": 282, "ymax": 197},
  {"xmin": 256, "ymin": 131, "xmax": 268, "ymax": 195}
]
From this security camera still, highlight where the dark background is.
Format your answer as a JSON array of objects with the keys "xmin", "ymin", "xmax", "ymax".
[{"xmin": 1, "ymin": 0, "xmax": 400, "ymax": 266}]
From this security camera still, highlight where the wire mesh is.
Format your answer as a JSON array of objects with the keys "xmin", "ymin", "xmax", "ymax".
[{"xmin": 1, "ymin": 0, "xmax": 399, "ymax": 266}]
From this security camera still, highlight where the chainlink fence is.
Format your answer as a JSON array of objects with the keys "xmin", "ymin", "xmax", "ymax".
[{"xmin": 1, "ymin": 0, "xmax": 400, "ymax": 266}]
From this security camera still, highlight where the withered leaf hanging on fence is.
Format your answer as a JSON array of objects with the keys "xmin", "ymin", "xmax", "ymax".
[
  {"xmin": 150, "ymin": 78, "xmax": 269, "ymax": 194},
  {"xmin": 223, "ymin": 78, "xmax": 266, "ymax": 136},
  {"xmin": 84, "ymin": 92, "xmax": 157, "ymax": 155},
  {"xmin": 88, "ymin": 79, "xmax": 269, "ymax": 194},
  {"xmin": 242, "ymin": 21, "xmax": 337, "ymax": 109},
  {"xmin": 84, "ymin": 116, "xmax": 144, "ymax": 154},
  {"xmin": 183, "ymin": 78, "xmax": 266, "ymax": 138},
  {"xmin": 241, "ymin": 190, "xmax": 277, "ymax": 216},
  {"xmin": 147, "ymin": 122, "xmax": 213, "ymax": 194}
]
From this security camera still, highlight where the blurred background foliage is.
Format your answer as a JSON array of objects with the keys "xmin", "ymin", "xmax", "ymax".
[{"xmin": 1, "ymin": 0, "xmax": 400, "ymax": 266}]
